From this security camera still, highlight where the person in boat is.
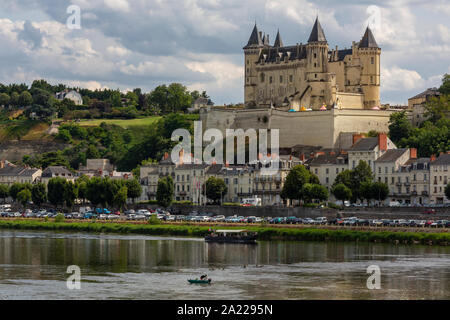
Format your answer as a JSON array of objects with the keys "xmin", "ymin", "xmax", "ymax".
[{"xmin": 200, "ymin": 274, "xmax": 207, "ymax": 280}]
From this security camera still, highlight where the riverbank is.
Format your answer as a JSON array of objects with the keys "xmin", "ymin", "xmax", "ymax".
[{"xmin": 0, "ymin": 219, "xmax": 449, "ymax": 246}]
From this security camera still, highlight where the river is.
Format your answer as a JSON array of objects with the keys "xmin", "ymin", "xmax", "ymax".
[{"xmin": 0, "ymin": 230, "xmax": 449, "ymax": 300}]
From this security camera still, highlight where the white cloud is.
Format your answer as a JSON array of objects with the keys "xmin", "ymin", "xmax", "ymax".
[
  {"xmin": 106, "ymin": 45, "xmax": 129, "ymax": 56},
  {"xmin": 104, "ymin": 0, "xmax": 130, "ymax": 12}
]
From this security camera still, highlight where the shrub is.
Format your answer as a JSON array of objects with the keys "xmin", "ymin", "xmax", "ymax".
[
  {"xmin": 54, "ymin": 213, "xmax": 65, "ymax": 223},
  {"xmin": 148, "ymin": 215, "xmax": 161, "ymax": 225}
]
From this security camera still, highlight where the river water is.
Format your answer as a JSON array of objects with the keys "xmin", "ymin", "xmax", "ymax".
[{"xmin": 0, "ymin": 230, "xmax": 449, "ymax": 300}]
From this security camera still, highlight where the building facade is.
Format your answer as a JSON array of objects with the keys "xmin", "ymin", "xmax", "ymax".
[{"xmin": 244, "ymin": 18, "xmax": 380, "ymax": 110}]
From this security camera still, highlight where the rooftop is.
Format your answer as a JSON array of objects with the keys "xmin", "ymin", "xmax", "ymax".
[
  {"xmin": 431, "ymin": 153, "xmax": 450, "ymax": 165},
  {"xmin": 375, "ymin": 149, "xmax": 408, "ymax": 162},
  {"xmin": 349, "ymin": 137, "xmax": 378, "ymax": 151}
]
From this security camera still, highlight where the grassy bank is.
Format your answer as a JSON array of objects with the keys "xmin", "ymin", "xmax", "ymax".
[{"xmin": 0, "ymin": 220, "xmax": 449, "ymax": 245}]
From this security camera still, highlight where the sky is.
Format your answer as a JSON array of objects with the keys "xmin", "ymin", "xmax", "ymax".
[{"xmin": 0, "ymin": 0, "xmax": 449, "ymax": 105}]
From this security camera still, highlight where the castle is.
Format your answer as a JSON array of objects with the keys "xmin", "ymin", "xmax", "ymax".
[
  {"xmin": 244, "ymin": 17, "xmax": 381, "ymax": 110},
  {"xmin": 200, "ymin": 17, "xmax": 395, "ymax": 149}
]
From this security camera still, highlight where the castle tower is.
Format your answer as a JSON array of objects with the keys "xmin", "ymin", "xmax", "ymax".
[
  {"xmin": 306, "ymin": 17, "xmax": 333, "ymax": 109},
  {"xmin": 273, "ymin": 29, "xmax": 283, "ymax": 47},
  {"xmin": 358, "ymin": 27, "xmax": 381, "ymax": 109},
  {"xmin": 244, "ymin": 23, "xmax": 264, "ymax": 108}
]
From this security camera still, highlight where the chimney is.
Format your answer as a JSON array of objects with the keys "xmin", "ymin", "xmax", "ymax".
[
  {"xmin": 0, "ymin": 160, "xmax": 4, "ymax": 169},
  {"xmin": 378, "ymin": 133, "xmax": 387, "ymax": 151},
  {"xmin": 225, "ymin": 161, "xmax": 229, "ymax": 168},
  {"xmin": 164, "ymin": 152, "xmax": 169, "ymax": 160},
  {"xmin": 330, "ymin": 151, "xmax": 335, "ymax": 156},
  {"xmin": 289, "ymin": 155, "xmax": 292, "ymax": 161},
  {"xmin": 179, "ymin": 149, "xmax": 184, "ymax": 165},
  {"xmin": 410, "ymin": 148, "xmax": 417, "ymax": 159},
  {"xmin": 430, "ymin": 154, "xmax": 436, "ymax": 162},
  {"xmin": 300, "ymin": 154, "xmax": 306, "ymax": 161},
  {"xmin": 352, "ymin": 134, "xmax": 364, "ymax": 145},
  {"xmin": 315, "ymin": 151, "xmax": 325, "ymax": 158},
  {"xmin": 309, "ymin": 152, "xmax": 315, "ymax": 159}
]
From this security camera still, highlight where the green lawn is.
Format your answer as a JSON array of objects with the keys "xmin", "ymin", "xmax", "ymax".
[{"xmin": 78, "ymin": 117, "xmax": 163, "ymax": 128}]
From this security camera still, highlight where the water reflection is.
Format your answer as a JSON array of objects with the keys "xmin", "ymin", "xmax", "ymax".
[{"xmin": 0, "ymin": 230, "xmax": 449, "ymax": 299}]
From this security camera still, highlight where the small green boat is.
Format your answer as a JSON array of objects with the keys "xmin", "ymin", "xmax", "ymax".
[{"xmin": 188, "ymin": 278, "xmax": 211, "ymax": 284}]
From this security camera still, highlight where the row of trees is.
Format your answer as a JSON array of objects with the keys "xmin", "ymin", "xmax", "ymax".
[
  {"xmin": 0, "ymin": 176, "xmax": 142, "ymax": 210},
  {"xmin": 331, "ymin": 161, "xmax": 389, "ymax": 204},
  {"xmin": 280, "ymin": 165, "xmax": 329, "ymax": 205},
  {"xmin": 388, "ymin": 74, "xmax": 450, "ymax": 157}
]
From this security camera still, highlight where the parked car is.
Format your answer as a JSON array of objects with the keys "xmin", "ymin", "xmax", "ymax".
[
  {"xmin": 107, "ymin": 214, "xmax": 120, "ymax": 220},
  {"xmin": 124, "ymin": 209, "xmax": 135, "ymax": 215},
  {"xmin": 424, "ymin": 209, "xmax": 436, "ymax": 214},
  {"xmin": 137, "ymin": 209, "xmax": 151, "ymax": 216},
  {"xmin": 314, "ymin": 217, "xmax": 327, "ymax": 225},
  {"xmin": 214, "ymin": 215, "xmax": 226, "ymax": 222},
  {"xmin": 355, "ymin": 218, "xmax": 370, "ymax": 226},
  {"xmin": 286, "ymin": 216, "xmax": 299, "ymax": 224},
  {"xmin": 302, "ymin": 218, "xmax": 315, "ymax": 225},
  {"xmin": 175, "ymin": 215, "xmax": 186, "ymax": 221},
  {"xmin": 126, "ymin": 214, "xmax": 136, "ymax": 220}
]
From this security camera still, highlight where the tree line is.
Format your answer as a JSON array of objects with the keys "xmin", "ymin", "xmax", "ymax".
[{"xmin": 0, "ymin": 176, "xmax": 142, "ymax": 210}]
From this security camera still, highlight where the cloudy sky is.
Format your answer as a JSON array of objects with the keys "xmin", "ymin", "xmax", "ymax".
[{"xmin": 0, "ymin": 0, "xmax": 449, "ymax": 105}]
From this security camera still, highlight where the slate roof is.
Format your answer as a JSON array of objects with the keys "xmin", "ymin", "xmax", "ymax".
[
  {"xmin": 409, "ymin": 88, "xmax": 441, "ymax": 100},
  {"xmin": 334, "ymin": 48, "xmax": 352, "ymax": 61},
  {"xmin": 359, "ymin": 27, "xmax": 378, "ymax": 48},
  {"xmin": 273, "ymin": 30, "xmax": 283, "ymax": 47},
  {"xmin": 309, "ymin": 153, "xmax": 348, "ymax": 165},
  {"xmin": 349, "ymin": 137, "xmax": 378, "ymax": 151},
  {"xmin": 41, "ymin": 166, "xmax": 73, "ymax": 177},
  {"xmin": 431, "ymin": 153, "xmax": 450, "ymax": 165},
  {"xmin": 258, "ymin": 45, "xmax": 307, "ymax": 63},
  {"xmin": 375, "ymin": 149, "xmax": 408, "ymax": 162},
  {"xmin": 176, "ymin": 164, "xmax": 209, "ymax": 170},
  {"xmin": 245, "ymin": 23, "xmax": 263, "ymax": 48},
  {"xmin": 308, "ymin": 17, "xmax": 327, "ymax": 43},
  {"xmin": 206, "ymin": 164, "xmax": 223, "ymax": 174},
  {"xmin": 0, "ymin": 166, "xmax": 40, "ymax": 176}
]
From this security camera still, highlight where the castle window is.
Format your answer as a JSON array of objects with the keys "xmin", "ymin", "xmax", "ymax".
[
  {"xmin": 289, "ymin": 75, "xmax": 293, "ymax": 82},
  {"xmin": 247, "ymin": 60, "xmax": 249, "ymax": 65},
  {"xmin": 279, "ymin": 76, "xmax": 283, "ymax": 83},
  {"xmin": 371, "ymin": 57, "xmax": 374, "ymax": 64},
  {"xmin": 314, "ymin": 63, "xmax": 317, "ymax": 67},
  {"xmin": 260, "ymin": 73, "xmax": 265, "ymax": 83},
  {"xmin": 314, "ymin": 53, "xmax": 317, "ymax": 58},
  {"xmin": 269, "ymin": 76, "xmax": 273, "ymax": 84},
  {"xmin": 315, "ymin": 74, "xmax": 317, "ymax": 78},
  {"xmin": 370, "ymin": 76, "xmax": 374, "ymax": 83}
]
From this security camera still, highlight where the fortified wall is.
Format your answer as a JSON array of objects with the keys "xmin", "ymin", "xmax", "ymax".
[{"xmin": 200, "ymin": 107, "xmax": 395, "ymax": 149}]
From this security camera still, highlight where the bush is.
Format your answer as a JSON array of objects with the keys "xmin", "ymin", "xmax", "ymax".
[
  {"xmin": 148, "ymin": 215, "xmax": 161, "ymax": 225},
  {"xmin": 302, "ymin": 203, "xmax": 319, "ymax": 208},
  {"xmin": 54, "ymin": 213, "xmax": 65, "ymax": 223},
  {"xmin": 327, "ymin": 203, "xmax": 343, "ymax": 210}
]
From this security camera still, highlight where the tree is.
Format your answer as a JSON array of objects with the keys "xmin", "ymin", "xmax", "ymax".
[
  {"xmin": 113, "ymin": 186, "xmax": 128, "ymax": 211},
  {"xmin": 31, "ymin": 183, "xmax": 47, "ymax": 206},
  {"xmin": 0, "ymin": 93, "xmax": 10, "ymax": 106},
  {"xmin": 0, "ymin": 184, "xmax": 9, "ymax": 203},
  {"xmin": 86, "ymin": 177, "xmax": 105, "ymax": 207},
  {"xmin": 311, "ymin": 184, "xmax": 329, "ymax": 202},
  {"xmin": 9, "ymin": 183, "xmax": 30, "ymax": 202},
  {"xmin": 301, "ymin": 183, "xmax": 314, "ymax": 203},
  {"xmin": 360, "ymin": 181, "xmax": 374, "ymax": 205},
  {"xmin": 350, "ymin": 161, "xmax": 374, "ymax": 202},
  {"xmin": 205, "ymin": 177, "xmax": 227, "ymax": 204},
  {"xmin": 47, "ymin": 177, "xmax": 67, "ymax": 208},
  {"xmin": 281, "ymin": 165, "xmax": 312, "ymax": 203},
  {"xmin": 125, "ymin": 179, "xmax": 142, "ymax": 203},
  {"xmin": 371, "ymin": 182, "xmax": 390, "ymax": 203},
  {"xmin": 331, "ymin": 183, "xmax": 352, "ymax": 204},
  {"xmin": 18, "ymin": 91, "xmax": 33, "ymax": 107},
  {"xmin": 333, "ymin": 170, "xmax": 352, "ymax": 189},
  {"xmin": 17, "ymin": 189, "xmax": 31, "ymax": 208},
  {"xmin": 86, "ymin": 144, "xmax": 101, "ymax": 159},
  {"xmin": 64, "ymin": 181, "xmax": 78, "ymax": 209},
  {"xmin": 388, "ymin": 111, "xmax": 412, "ymax": 144},
  {"xmin": 76, "ymin": 175, "xmax": 89, "ymax": 204},
  {"xmin": 156, "ymin": 176, "xmax": 174, "ymax": 208},
  {"xmin": 10, "ymin": 92, "xmax": 19, "ymax": 107},
  {"xmin": 438, "ymin": 73, "xmax": 450, "ymax": 95},
  {"xmin": 424, "ymin": 95, "xmax": 450, "ymax": 124}
]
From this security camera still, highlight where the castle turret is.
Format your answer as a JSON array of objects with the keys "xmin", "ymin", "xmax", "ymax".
[
  {"xmin": 358, "ymin": 27, "xmax": 381, "ymax": 109},
  {"xmin": 306, "ymin": 17, "xmax": 332, "ymax": 109},
  {"xmin": 244, "ymin": 23, "xmax": 264, "ymax": 107},
  {"xmin": 273, "ymin": 29, "xmax": 283, "ymax": 47}
]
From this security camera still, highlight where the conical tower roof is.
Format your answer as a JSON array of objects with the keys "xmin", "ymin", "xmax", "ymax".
[
  {"xmin": 359, "ymin": 27, "xmax": 379, "ymax": 48},
  {"xmin": 274, "ymin": 29, "xmax": 283, "ymax": 47},
  {"xmin": 307, "ymin": 17, "xmax": 327, "ymax": 43},
  {"xmin": 246, "ymin": 23, "xmax": 263, "ymax": 47}
]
